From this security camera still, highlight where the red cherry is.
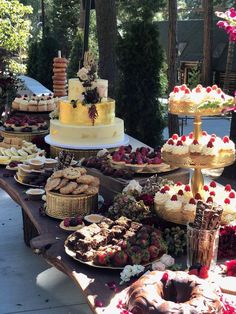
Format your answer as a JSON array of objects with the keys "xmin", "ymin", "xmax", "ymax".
[
  {"xmin": 225, "ymin": 184, "xmax": 232, "ymax": 192},
  {"xmin": 210, "ymin": 181, "xmax": 217, "ymax": 188},
  {"xmin": 203, "ymin": 185, "xmax": 209, "ymax": 192},
  {"xmin": 167, "ymin": 139, "xmax": 174, "ymax": 145},
  {"xmin": 195, "ymin": 87, "xmax": 201, "ymax": 93},
  {"xmin": 181, "ymin": 135, "xmax": 187, "ymax": 142},
  {"xmin": 224, "ymin": 198, "xmax": 231, "ymax": 204},
  {"xmin": 223, "ymin": 136, "xmax": 230, "ymax": 143},
  {"xmin": 210, "ymin": 137, "xmax": 215, "ymax": 142},
  {"xmin": 178, "ymin": 189, "xmax": 184, "ymax": 196},
  {"xmin": 189, "ymin": 198, "xmax": 196, "ymax": 205},
  {"xmin": 176, "ymin": 181, "xmax": 183, "ymax": 186},
  {"xmin": 172, "ymin": 134, "xmax": 179, "ymax": 140},
  {"xmin": 212, "ymin": 84, "xmax": 218, "ymax": 90},
  {"xmin": 206, "ymin": 86, "xmax": 212, "ymax": 93},
  {"xmin": 207, "ymin": 197, "xmax": 213, "ymax": 203},
  {"xmin": 171, "ymin": 195, "xmax": 178, "ymax": 201},
  {"xmin": 185, "ymin": 185, "xmax": 191, "ymax": 192},
  {"xmin": 164, "ymin": 185, "xmax": 170, "ymax": 191},
  {"xmin": 210, "ymin": 191, "xmax": 216, "ymax": 196},
  {"xmin": 202, "ymin": 131, "xmax": 208, "ymax": 136},
  {"xmin": 192, "ymin": 139, "xmax": 199, "ymax": 145},
  {"xmin": 207, "ymin": 141, "xmax": 214, "ymax": 148},
  {"xmin": 176, "ymin": 140, "xmax": 183, "ymax": 146},
  {"xmin": 173, "ymin": 86, "xmax": 179, "ymax": 93},
  {"xmin": 180, "ymin": 84, "xmax": 187, "ymax": 91},
  {"xmin": 229, "ymin": 192, "xmax": 235, "ymax": 199},
  {"xmin": 160, "ymin": 188, "xmax": 166, "ymax": 194},
  {"xmin": 185, "ymin": 88, "xmax": 191, "ymax": 94},
  {"xmin": 189, "ymin": 132, "xmax": 193, "ymax": 139},
  {"xmin": 195, "ymin": 193, "xmax": 202, "ymax": 200}
]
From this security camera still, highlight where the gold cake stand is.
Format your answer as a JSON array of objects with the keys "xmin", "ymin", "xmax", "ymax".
[{"xmin": 163, "ymin": 112, "xmax": 235, "ymax": 195}]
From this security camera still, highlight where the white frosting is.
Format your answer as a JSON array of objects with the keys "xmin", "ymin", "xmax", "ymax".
[
  {"xmin": 154, "ymin": 191, "xmax": 170, "ymax": 205},
  {"xmin": 19, "ymin": 98, "xmax": 28, "ymax": 106},
  {"xmin": 173, "ymin": 144, "xmax": 189, "ymax": 155},
  {"xmin": 165, "ymin": 199, "xmax": 182, "ymax": 211},
  {"xmin": 202, "ymin": 145, "xmax": 217, "ymax": 156},
  {"xmin": 183, "ymin": 203, "xmax": 196, "ymax": 212},
  {"xmin": 221, "ymin": 140, "xmax": 235, "ymax": 151},
  {"xmin": 189, "ymin": 142, "xmax": 202, "ymax": 153},
  {"xmin": 162, "ymin": 143, "xmax": 174, "ymax": 153}
]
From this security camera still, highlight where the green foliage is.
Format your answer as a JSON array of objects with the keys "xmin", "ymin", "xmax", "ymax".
[
  {"xmin": 67, "ymin": 31, "xmax": 83, "ymax": 79},
  {"xmin": 0, "ymin": 0, "xmax": 32, "ymax": 52},
  {"xmin": 187, "ymin": 66, "xmax": 200, "ymax": 89},
  {"xmin": 27, "ymin": 41, "xmax": 39, "ymax": 79},
  {"xmin": 0, "ymin": 73, "xmax": 21, "ymax": 115},
  {"xmin": 117, "ymin": 18, "xmax": 165, "ymax": 147}
]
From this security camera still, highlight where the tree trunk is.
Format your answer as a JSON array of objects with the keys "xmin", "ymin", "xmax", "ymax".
[
  {"xmin": 201, "ymin": 0, "xmax": 213, "ymax": 85},
  {"xmin": 223, "ymin": 41, "xmax": 235, "ymax": 93},
  {"xmin": 95, "ymin": 0, "xmax": 117, "ymax": 98},
  {"xmin": 167, "ymin": 0, "xmax": 179, "ymax": 136},
  {"xmin": 79, "ymin": 0, "xmax": 85, "ymax": 29}
]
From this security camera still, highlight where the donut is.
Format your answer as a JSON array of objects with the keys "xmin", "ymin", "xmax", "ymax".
[
  {"xmin": 54, "ymin": 92, "xmax": 67, "ymax": 97},
  {"xmin": 53, "ymin": 80, "xmax": 67, "ymax": 85},
  {"xmin": 53, "ymin": 68, "xmax": 67, "ymax": 73},
  {"xmin": 53, "ymin": 84, "xmax": 66, "ymax": 90},
  {"xmin": 126, "ymin": 270, "xmax": 222, "ymax": 314},
  {"xmin": 53, "ymin": 57, "xmax": 67, "ymax": 63},
  {"xmin": 53, "ymin": 62, "xmax": 67, "ymax": 68}
]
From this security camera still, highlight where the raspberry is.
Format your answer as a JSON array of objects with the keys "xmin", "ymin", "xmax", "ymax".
[
  {"xmin": 181, "ymin": 135, "xmax": 187, "ymax": 142},
  {"xmin": 178, "ymin": 189, "xmax": 184, "ymax": 196},
  {"xmin": 207, "ymin": 197, "xmax": 213, "ymax": 203},
  {"xmin": 206, "ymin": 86, "xmax": 212, "ymax": 93},
  {"xmin": 202, "ymin": 131, "xmax": 208, "ymax": 136},
  {"xmin": 185, "ymin": 88, "xmax": 190, "ymax": 94},
  {"xmin": 210, "ymin": 191, "xmax": 216, "ymax": 196},
  {"xmin": 210, "ymin": 137, "xmax": 215, "ymax": 142},
  {"xmin": 195, "ymin": 87, "xmax": 201, "ymax": 93},
  {"xmin": 171, "ymin": 195, "xmax": 178, "ymax": 201},
  {"xmin": 199, "ymin": 266, "xmax": 209, "ymax": 279},
  {"xmin": 167, "ymin": 139, "xmax": 174, "ymax": 145},
  {"xmin": 185, "ymin": 185, "xmax": 191, "ymax": 192},
  {"xmin": 189, "ymin": 269, "xmax": 198, "ymax": 276},
  {"xmin": 223, "ymin": 136, "xmax": 230, "ymax": 143},
  {"xmin": 212, "ymin": 84, "xmax": 218, "ymax": 90},
  {"xmin": 207, "ymin": 141, "xmax": 214, "ymax": 148},
  {"xmin": 189, "ymin": 132, "xmax": 193, "ymax": 139},
  {"xmin": 193, "ymin": 139, "xmax": 199, "ymax": 145},
  {"xmin": 224, "ymin": 198, "xmax": 230, "ymax": 204},
  {"xmin": 225, "ymin": 184, "xmax": 232, "ymax": 192},
  {"xmin": 176, "ymin": 140, "xmax": 183, "ymax": 146},
  {"xmin": 180, "ymin": 84, "xmax": 187, "ymax": 91},
  {"xmin": 172, "ymin": 134, "xmax": 179, "ymax": 140},
  {"xmin": 173, "ymin": 86, "xmax": 179, "ymax": 93},
  {"xmin": 160, "ymin": 188, "xmax": 166, "ymax": 194},
  {"xmin": 189, "ymin": 198, "xmax": 196, "ymax": 205},
  {"xmin": 216, "ymin": 88, "xmax": 222, "ymax": 94},
  {"xmin": 210, "ymin": 181, "xmax": 217, "ymax": 188},
  {"xmin": 195, "ymin": 193, "xmax": 202, "ymax": 200},
  {"xmin": 203, "ymin": 185, "xmax": 209, "ymax": 192},
  {"xmin": 176, "ymin": 181, "xmax": 183, "ymax": 186},
  {"xmin": 164, "ymin": 185, "xmax": 170, "ymax": 191},
  {"xmin": 229, "ymin": 192, "xmax": 235, "ymax": 198}
]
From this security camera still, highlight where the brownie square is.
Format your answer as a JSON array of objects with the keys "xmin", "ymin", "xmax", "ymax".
[
  {"xmin": 75, "ymin": 238, "xmax": 93, "ymax": 252},
  {"xmin": 91, "ymin": 234, "xmax": 107, "ymax": 249},
  {"xmin": 76, "ymin": 250, "xmax": 95, "ymax": 262},
  {"xmin": 115, "ymin": 216, "xmax": 131, "ymax": 229},
  {"xmin": 110, "ymin": 225, "xmax": 126, "ymax": 238}
]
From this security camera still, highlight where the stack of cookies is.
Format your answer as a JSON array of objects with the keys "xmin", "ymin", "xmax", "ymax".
[
  {"xmin": 45, "ymin": 167, "xmax": 99, "ymax": 219},
  {"xmin": 52, "ymin": 57, "xmax": 68, "ymax": 97}
]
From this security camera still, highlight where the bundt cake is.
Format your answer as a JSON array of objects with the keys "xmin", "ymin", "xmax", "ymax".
[{"xmin": 126, "ymin": 270, "xmax": 222, "ymax": 314}]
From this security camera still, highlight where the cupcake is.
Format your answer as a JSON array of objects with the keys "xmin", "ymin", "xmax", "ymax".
[
  {"xmin": 28, "ymin": 98, "xmax": 38, "ymax": 112},
  {"xmin": 172, "ymin": 140, "xmax": 189, "ymax": 156},
  {"xmin": 19, "ymin": 97, "xmax": 29, "ymax": 111},
  {"xmin": 221, "ymin": 136, "xmax": 235, "ymax": 153},
  {"xmin": 12, "ymin": 95, "xmax": 22, "ymax": 110},
  {"xmin": 38, "ymin": 98, "xmax": 47, "ymax": 111}
]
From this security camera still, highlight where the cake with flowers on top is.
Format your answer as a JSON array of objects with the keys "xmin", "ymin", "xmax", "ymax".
[
  {"xmin": 154, "ymin": 180, "xmax": 236, "ymax": 225},
  {"xmin": 169, "ymin": 84, "xmax": 234, "ymax": 115},
  {"xmin": 48, "ymin": 52, "xmax": 125, "ymax": 147},
  {"xmin": 161, "ymin": 131, "xmax": 235, "ymax": 168}
]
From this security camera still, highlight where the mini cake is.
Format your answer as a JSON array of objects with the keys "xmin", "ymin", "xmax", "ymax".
[
  {"xmin": 19, "ymin": 97, "xmax": 29, "ymax": 111},
  {"xmin": 169, "ymin": 84, "xmax": 234, "ymax": 115},
  {"xmin": 11, "ymin": 93, "xmax": 57, "ymax": 112},
  {"xmin": 4, "ymin": 115, "xmax": 48, "ymax": 132},
  {"xmin": 12, "ymin": 95, "xmax": 22, "ymax": 110},
  {"xmin": 162, "ymin": 131, "xmax": 235, "ymax": 168}
]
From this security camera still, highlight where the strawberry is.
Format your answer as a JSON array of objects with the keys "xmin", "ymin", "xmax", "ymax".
[
  {"xmin": 180, "ymin": 84, "xmax": 187, "ymax": 91},
  {"xmin": 112, "ymin": 251, "xmax": 128, "ymax": 267},
  {"xmin": 176, "ymin": 181, "xmax": 183, "ymax": 186},
  {"xmin": 181, "ymin": 135, "xmax": 187, "ymax": 142},
  {"xmin": 185, "ymin": 88, "xmax": 190, "ymax": 94},
  {"xmin": 207, "ymin": 197, "xmax": 214, "ymax": 203},
  {"xmin": 225, "ymin": 184, "xmax": 232, "ymax": 192},
  {"xmin": 167, "ymin": 139, "xmax": 174, "ymax": 145},
  {"xmin": 173, "ymin": 86, "xmax": 179, "ymax": 93},
  {"xmin": 229, "ymin": 191, "xmax": 235, "ymax": 198},
  {"xmin": 185, "ymin": 185, "xmax": 191, "ymax": 192},
  {"xmin": 202, "ymin": 131, "xmax": 208, "ymax": 136},
  {"xmin": 189, "ymin": 198, "xmax": 196, "ymax": 205},
  {"xmin": 199, "ymin": 266, "xmax": 209, "ymax": 279},
  {"xmin": 223, "ymin": 136, "xmax": 230, "ymax": 143},
  {"xmin": 176, "ymin": 140, "xmax": 183, "ymax": 146},
  {"xmin": 189, "ymin": 132, "xmax": 193, "ymax": 139},
  {"xmin": 161, "ymin": 272, "xmax": 169, "ymax": 282},
  {"xmin": 195, "ymin": 193, "xmax": 202, "ymax": 200},
  {"xmin": 210, "ymin": 181, "xmax": 217, "ymax": 188},
  {"xmin": 210, "ymin": 191, "xmax": 216, "ymax": 196},
  {"xmin": 206, "ymin": 86, "xmax": 212, "ymax": 93},
  {"xmin": 203, "ymin": 185, "xmax": 209, "ymax": 192},
  {"xmin": 148, "ymin": 245, "xmax": 159, "ymax": 259},
  {"xmin": 212, "ymin": 84, "xmax": 218, "ymax": 90},
  {"xmin": 189, "ymin": 269, "xmax": 198, "ymax": 276},
  {"xmin": 171, "ymin": 195, "xmax": 178, "ymax": 201},
  {"xmin": 207, "ymin": 141, "xmax": 214, "ymax": 148},
  {"xmin": 192, "ymin": 139, "xmax": 199, "ymax": 145},
  {"xmin": 178, "ymin": 189, "xmax": 184, "ymax": 196},
  {"xmin": 95, "ymin": 251, "xmax": 110, "ymax": 266},
  {"xmin": 164, "ymin": 185, "xmax": 170, "ymax": 191},
  {"xmin": 224, "ymin": 198, "xmax": 230, "ymax": 204},
  {"xmin": 172, "ymin": 133, "xmax": 179, "ymax": 140}
]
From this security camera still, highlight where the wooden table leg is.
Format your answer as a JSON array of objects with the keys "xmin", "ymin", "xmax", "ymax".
[{"xmin": 21, "ymin": 209, "xmax": 39, "ymax": 247}]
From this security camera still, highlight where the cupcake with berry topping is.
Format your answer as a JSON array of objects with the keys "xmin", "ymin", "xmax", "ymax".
[
  {"xmin": 12, "ymin": 95, "xmax": 22, "ymax": 110},
  {"xmin": 172, "ymin": 140, "xmax": 189, "ymax": 156},
  {"xmin": 220, "ymin": 136, "xmax": 235, "ymax": 153},
  {"xmin": 164, "ymin": 195, "xmax": 183, "ymax": 222},
  {"xmin": 189, "ymin": 139, "xmax": 203, "ymax": 154},
  {"xmin": 38, "ymin": 97, "xmax": 47, "ymax": 111},
  {"xmin": 19, "ymin": 97, "xmax": 29, "ymax": 111},
  {"xmin": 202, "ymin": 140, "xmax": 217, "ymax": 156},
  {"xmin": 46, "ymin": 96, "xmax": 56, "ymax": 111},
  {"xmin": 28, "ymin": 95, "xmax": 38, "ymax": 111}
]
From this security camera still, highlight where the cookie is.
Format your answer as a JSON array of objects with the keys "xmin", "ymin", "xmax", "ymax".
[
  {"xmin": 90, "ymin": 177, "xmax": 100, "ymax": 187},
  {"xmin": 63, "ymin": 167, "xmax": 81, "ymax": 180},
  {"xmin": 45, "ymin": 178, "xmax": 61, "ymax": 192},
  {"xmin": 51, "ymin": 170, "xmax": 64, "ymax": 179},
  {"xmin": 54, "ymin": 178, "xmax": 69, "ymax": 190},
  {"xmin": 72, "ymin": 184, "xmax": 89, "ymax": 195},
  {"xmin": 84, "ymin": 186, "xmax": 99, "ymax": 195},
  {"xmin": 60, "ymin": 181, "xmax": 78, "ymax": 194},
  {"xmin": 76, "ymin": 167, "xmax": 87, "ymax": 175},
  {"xmin": 76, "ymin": 174, "xmax": 95, "ymax": 185}
]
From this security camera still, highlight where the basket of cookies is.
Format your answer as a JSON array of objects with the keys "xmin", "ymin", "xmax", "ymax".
[{"xmin": 45, "ymin": 166, "xmax": 99, "ymax": 219}]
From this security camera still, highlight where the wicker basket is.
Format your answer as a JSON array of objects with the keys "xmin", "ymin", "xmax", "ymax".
[{"xmin": 46, "ymin": 191, "xmax": 98, "ymax": 219}]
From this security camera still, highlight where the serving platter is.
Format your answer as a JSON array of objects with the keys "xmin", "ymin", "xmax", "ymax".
[
  {"xmin": 59, "ymin": 221, "xmax": 85, "ymax": 232},
  {"xmin": 14, "ymin": 174, "xmax": 44, "ymax": 188}
]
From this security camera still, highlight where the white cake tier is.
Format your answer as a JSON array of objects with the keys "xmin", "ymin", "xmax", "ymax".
[{"xmin": 50, "ymin": 118, "xmax": 125, "ymax": 146}]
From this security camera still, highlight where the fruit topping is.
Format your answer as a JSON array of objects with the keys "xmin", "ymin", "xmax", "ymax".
[
  {"xmin": 176, "ymin": 140, "xmax": 183, "ymax": 146},
  {"xmin": 189, "ymin": 132, "xmax": 193, "ymax": 139},
  {"xmin": 176, "ymin": 181, "xmax": 183, "ymax": 186},
  {"xmin": 229, "ymin": 192, "xmax": 235, "ymax": 199},
  {"xmin": 212, "ymin": 84, "xmax": 218, "ymax": 90},
  {"xmin": 189, "ymin": 198, "xmax": 196, "ymax": 205},
  {"xmin": 225, "ymin": 184, "xmax": 232, "ymax": 192},
  {"xmin": 203, "ymin": 185, "xmax": 209, "ymax": 192},
  {"xmin": 184, "ymin": 185, "xmax": 191, "ymax": 192},
  {"xmin": 180, "ymin": 84, "xmax": 187, "ymax": 91},
  {"xmin": 160, "ymin": 188, "xmax": 166, "ymax": 194},
  {"xmin": 210, "ymin": 181, "xmax": 217, "ymax": 188},
  {"xmin": 224, "ymin": 198, "xmax": 231, "ymax": 204},
  {"xmin": 206, "ymin": 197, "xmax": 213, "ymax": 203},
  {"xmin": 172, "ymin": 134, "xmax": 179, "ymax": 140},
  {"xmin": 177, "ymin": 189, "xmax": 184, "ymax": 196},
  {"xmin": 210, "ymin": 191, "xmax": 216, "ymax": 196},
  {"xmin": 171, "ymin": 195, "xmax": 178, "ymax": 201},
  {"xmin": 181, "ymin": 135, "xmax": 187, "ymax": 142},
  {"xmin": 202, "ymin": 131, "xmax": 208, "ymax": 136},
  {"xmin": 173, "ymin": 86, "xmax": 179, "ymax": 93},
  {"xmin": 206, "ymin": 86, "xmax": 212, "ymax": 93},
  {"xmin": 195, "ymin": 193, "xmax": 202, "ymax": 200},
  {"xmin": 223, "ymin": 136, "xmax": 230, "ymax": 143},
  {"xmin": 207, "ymin": 141, "xmax": 214, "ymax": 148},
  {"xmin": 192, "ymin": 139, "xmax": 199, "ymax": 145}
]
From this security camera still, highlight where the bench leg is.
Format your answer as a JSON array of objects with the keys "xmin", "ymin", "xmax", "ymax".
[{"xmin": 21, "ymin": 209, "xmax": 39, "ymax": 247}]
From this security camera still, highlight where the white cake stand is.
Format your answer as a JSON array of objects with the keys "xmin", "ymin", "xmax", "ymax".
[{"xmin": 45, "ymin": 134, "xmax": 130, "ymax": 159}]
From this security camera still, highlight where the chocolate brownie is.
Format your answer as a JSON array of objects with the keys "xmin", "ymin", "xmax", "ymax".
[{"xmin": 76, "ymin": 250, "xmax": 95, "ymax": 262}]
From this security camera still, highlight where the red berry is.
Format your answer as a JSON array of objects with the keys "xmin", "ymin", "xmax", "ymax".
[
  {"xmin": 185, "ymin": 88, "xmax": 191, "ymax": 94},
  {"xmin": 210, "ymin": 181, "xmax": 217, "ymax": 188},
  {"xmin": 160, "ymin": 188, "xmax": 166, "ymax": 194},
  {"xmin": 180, "ymin": 84, "xmax": 187, "ymax": 91},
  {"xmin": 199, "ymin": 266, "xmax": 209, "ymax": 279},
  {"xmin": 167, "ymin": 139, "xmax": 174, "ymax": 145},
  {"xmin": 210, "ymin": 137, "xmax": 215, "ymax": 142},
  {"xmin": 197, "ymin": 84, "xmax": 203, "ymax": 88},
  {"xmin": 189, "ymin": 132, "xmax": 193, "ymax": 139},
  {"xmin": 225, "ymin": 184, "xmax": 232, "ymax": 192},
  {"xmin": 172, "ymin": 134, "xmax": 179, "ymax": 140},
  {"xmin": 176, "ymin": 181, "xmax": 183, "ymax": 186},
  {"xmin": 185, "ymin": 185, "xmax": 191, "ymax": 192},
  {"xmin": 189, "ymin": 198, "xmax": 196, "ymax": 205},
  {"xmin": 216, "ymin": 88, "xmax": 222, "ymax": 94},
  {"xmin": 224, "ymin": 198, "xmax": 231, "ymax": 204},
  {"xmin": 206, "ymin": 86, "xmax": 212, "ymax": 93},
  {"xmin": 203, "ymin": 185, "xmax": 209, "ymax": 192},
  {"xmin": 212, "ymin": 84, "xmax": 218, "ymax": 90},
  {"xmin": 171, "ymin": 195, "xmax": 178, "ymax": 201},
  {"xmin": 176, "ymin": 140, "xmax": 183, "ymax": 146},
  {"xmin": 207, "ymin": 197, "xmax": 213, "ymax": 203},
  {"xmin": 178, "ymin": 189, "xmax": 184, "ymax": 196},
  {"xmin": 195, "ymin": 193, "xmax": 202, "ymax": 200},
  {"xmin": 210, "ymin": 191, "xmax": 216, "ymax": 196},
  {"xmin": 192, "ymin": 139, "xmax": 199, "ymax": 145},
  {"xmin": 164, "ymin": 185, "xmax": 170, "ymax": 191},
  {"xmin": 189, "ymin": 269, "xmax": 198, "ymax": 276},
  {"xmin": 207, "ymin": 141, "xmax": 214, "ymax": 148},
  {"xmin": 181, "ymin": 135, "xmax": 187, "ymax": 142},
  {"xmin": 202, "ymin": 131, "xmax": 208, "ymax": 136},
  {"xmin": 229, "ymin": 192, "xmax": 235, "ymax": 198},
  {"xmin": 223, "ymin": 136, "xmax": 230, "ymax": 143},
  {"xmin": 195, "ymin": 87, "xmax": 201, "ymax": 93},
  {"xmin": 173, "ymin": 86, "xmax": 179, "ymax": 93},
  {"xmin": 161, "ymin": 272, "xmax": 169, "ymax": 282}
]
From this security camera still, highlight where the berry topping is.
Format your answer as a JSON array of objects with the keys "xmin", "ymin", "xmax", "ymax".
[
  {"xmin": 210, "ymin": 137, "xmax": 215, "ymax": 142},
  {"xmin": 185, "ymin": 185, "xmax": 191, "ymax": 192},
  {"xmin": 180, "ymin": 84, "xmax": 187, "ymax": 91},
  {"xmin": 178, "ymin": 189, "xmax": 184, "ymax": 196},
  {"xmin": 161, "ymin": 272, "xmax": 169, "ymax": 282},
  {"xmin": 199, "ymin": 266, "xmax": 209, "ymax": 279},
  {"xmin": 173, "ymin": 86, "xmax": 179, "ymax": 93},
  {"xmin": 225, "ymin": 184, "xmax": 232, "ymax": 192},
  {"xmin": 176, "ymin": 140, "xmax": 183, "ymax": 146},
  {"xmin": 206, "ymin": 86, "xmax": 212, "ymax": 93},
  {"xmin": 172, "ymin": 134, "xmax": 179, "ymax": 140},
  {"xmin": 171, "ymin": 195, "xmax": 178, "ymax": 201},
  {"xmin": 210, "ymin": 191, "xmax": 216, "ymax": 196},
  {"xmin": 160, "ymin": 188, "xmax": 166, "ymax": 194},
  {"xmin": 224, "ymin": 198, "xmax": 231, "ymax": 204},
  {"xmin": 189, "ymin": 132, "xmax": 193, "ymax": 139},
  {"xmin": 189, "ymin": 269, "xmax": 199, "ymax": 276},
  {"xmin": 196, "ymin": 84, "xmax": 203, "ymax": 88},
  {"xmin": 164, "ymin": 185, "xmax": 170, "ymax": 191},
  {"xmin": 195, "ymin": 87, "xmax": 201, "ymax": 93},
  {"xmin": 202, "ymin": 131, "xmax": 208, "ymax": 136},
  {"xmin": 167, "ymin": 139, "xmax": 174, "ymax": 145},
  {"xmin": 192, "ymin": 139, "xmax": 199, "ymax": 145},
  {"xmin": 207, "ymin": 141, "xmax": 214, "ymax": 148},
  {"xmin": 207, "ymin": 197, "xmax": 213, "ymax": 203},
  {"xmin": 185, "ymin": 88, "xmax": 191, "ymax": 94},
  {"xmin": 195, "ymin": 193, "xmax": 202, "ymax": 200},
  {"xmin": 210, "ymin": 181, "xmax": 217, "ymax": 188},
  {"xmin": 176, "ymin": 181, "xmax": 183, "ymax": 186},
  {"xmin": 211, "ymin": 134, "xmax": 216, "ymax": 138},
  {"xmin": 189, "ymin": 198, "xmax": 196, "ymax": 205},
  {"xmin": 229, "ymin": 192, "xmax": 235, "ymax": 199},
  {"xmin": 223, "ymin": 136, "xmax": 230, "ymax": 143},
  {"xmin": 203, "ymin": 185, "xmax": 209, "ymax": 192},
  {"xmin": 181, "ymin": 135, "xmax": 187, "ymax": 142},
  {"xmin": 216, "ymin": 88, "xmax": 222, "ymax": 94},
  {"xmin": 212, "ymin": 84, "xmax": 218, "ymax": 90}
]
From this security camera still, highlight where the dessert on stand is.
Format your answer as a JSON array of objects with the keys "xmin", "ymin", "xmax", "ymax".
[
  {"xmin": 45, "ymin": 52, "xmax": 128, "ymax": 159},
  {"xmin": 11, "ymin": 94, "xmax": 57, "ymax": 112},
  {"xmin": 155, "ymin": 84, "xmax": 236, "ymax": 225}
]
